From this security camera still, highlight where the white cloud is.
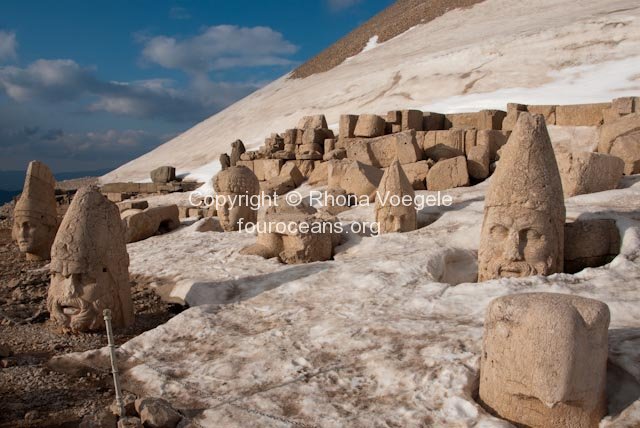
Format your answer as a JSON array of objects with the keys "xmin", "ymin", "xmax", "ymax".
[
  {"xmin": 0, "ymin": 31, "xmax": 17, "ymax": 62},
  {"xmin": 140, "ymin": 25, "xmax": 299, "ymax": 73},
  {"xmin": 326, "ymin": 0, "xmax": 363, "ymax": 12}
]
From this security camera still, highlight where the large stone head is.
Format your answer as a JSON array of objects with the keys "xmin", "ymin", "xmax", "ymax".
[
  {"xmin": 478, "ymin": 113, "xmax": 565, "ymax": 281},
  {"xmin": 213, "ymin": 166, "xmax": 260, "ymax": 231},
  {"xmin": 375, "ymin": 160, "xmax": 417, "ymax": 234},
  {"xmin": 47, "ymin": 186, "xmax": 133, "ymax": 333},
  {"xmin": 12, "ymin": 161, "xmax": 58, "ymax": 260}
]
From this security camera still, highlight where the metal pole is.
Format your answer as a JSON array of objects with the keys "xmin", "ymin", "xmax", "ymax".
[{"xmin": 103, "ymin": 309, "xmax": 125, "ymax": 417}]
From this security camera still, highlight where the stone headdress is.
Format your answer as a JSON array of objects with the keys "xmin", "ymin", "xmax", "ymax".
[{"xmin": 14, "ymin": 160, "xmax": 57, "ymax": 226}]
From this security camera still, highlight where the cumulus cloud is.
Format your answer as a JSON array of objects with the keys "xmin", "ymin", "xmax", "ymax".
[
  {"xmin": 326, "ymin": 0, "xmax": 363, "ymax": 12},
  {"xmin": 0, "ymin": 59, "xmax": 240, "ymax": 122},
  {"xmin": 0, "ymin": 31, "xmax": 17, "ymax": 62},
  {"xmin": 140, "ymin": 25, "xmax": 299, "ymax": 73}
]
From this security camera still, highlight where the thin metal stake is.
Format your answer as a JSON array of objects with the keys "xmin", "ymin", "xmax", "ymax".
[{"xmin": 103, "ymin": 309, "xmax": 125, "ymax": 417}]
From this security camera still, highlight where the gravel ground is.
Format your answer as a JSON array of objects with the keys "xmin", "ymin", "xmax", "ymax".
[
  {"xmin": 0, "ymin": 224, "xmax": 184, "ymax": 427},
  {"xmin": 291, "ymin": 0, "xmax": 485, "ymax": 79}
]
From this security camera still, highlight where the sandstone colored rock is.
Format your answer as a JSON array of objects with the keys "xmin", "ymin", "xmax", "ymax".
[
  {"xmin": 150, "ymin": 166, "xmax": 176, "ymax": 183},
  {"xmin": 423, "ymin": 112, "xmax": 445, "ymax": 131},
  {"xmin": 467, "ymin": 143, "xmax": 490, "ymax": 180},
  {"xmin": 598, "ymin": 113, "xmax": 640, "ymax": 174},
  {"xmin": 12, "ymin": 160, "xmax": 58, "ymax": 261},
  {"xmin": 122, "ymin": 205, "xmax": 180, "ymax": 243},
  {"xmin": 323, "ymin": 148, "xmax": 347, "ymax": 161},
  {"xmin": 253, "ymin": 159, "xmax": 283, "ymax": 181},
  {"xmin": 443, "ymin": 112, "xmax": 478, "ymax": 129},
  {"xmin": 294, "ymin": 160, "xmax": 318, "ymax": 179},
  {"xmin": 279, "ymin": 162, "xmax": 304, "ymax": 187},
  {"xmin": 241, "ymin": 202, "xmax": 339, "ymax": 264},
  {"xmin": 555, "ymin": 103, "xmax": 610, "ymax": 126},
  {"xmin": 354, "ymin": 114, "xmax": 385, "ymax": 138},
  {"xmin": 219, "ymin": 153, "xmax": 230, "ymax": 171},
  {"xmin": 476, "ymin": 130, "xmax": 510, "ymax": 161},
  {"xmin": 564, "ymin": 218, "xmax": 620, "ymax": 273},
  {"xmin": 47, "ymin": 186, "xmax": 133, "ymax": 333},
  {"xmin": 230, "ymin": 140, "xmax": 246, "ymax": 167},
  {"xmin": 399, "ymin": 161, "xmax": 429, "ymax": 190},
  {"xmin": 375, "ymin": 160, "xmax": 417, "ymax": 234},
  {"xmin": 195, "ymin": 217, "xmax": 224, "ymax": 233},
  {"xmin": 260, "ymin": 176, "xmax": 296, "ymax": 196},
  {"xmin": 339, "ymin": 114, "xmax": 358, "ymax": 139},
  {"xmin": 478, "ymin": 109, "xmax": 506, "ymax": 130},
  {"xmin": 135, "ymin": 397, "xmax": 182, "ymax": 428},
  {"xmin": 236, "ymin": 160, "xmax": 254, "ymax": 172},
  {"xmin": 556, "ymin": 151, "xmax": 624, "ymax": 197},
  {"xmin": 401, "ymin": 109, "xmax": 423, "ymax": 131},
  {"xmin": 480, "ymin": 292, "xmax": 610, "ymax": 428},
  {"xmin": 324, "ymin": 138, "xmax": 336, "ymax": 152},
  {"xmin": 426, "ymin": 156, "xmax": 469, "ymax": 191},
  {"xmin": 327, "ymin": 159, "xmax": 352, "ymax": 188},
  {"xmin": 213, "ymin": 166, "xmax": 260, "ymax": 231},
  {"xmin": 526, "ymin": 104, "xmax": 556, "ymax": 125},
  {"xmin": 302, "ymin": 128, "xmax": 326, "ymax": 146},
  {"xmin": 117, "ymin": 200, "xmax": 149, "ymax": 212},
  {"xmin": 297, "ymin": 114, "xmax": 328, "ymax": 130},
  {"xmin": 422, "ymin": 130, "xmax": 465, "ymax": 161},
  {"xmin": 306, "ymin": 161, "xmax": 329, "ymax": 186},
  {"xmin": 340, "ymin": 161, "xmax": 384, "ymax": 200},
  {"xmin": 478, "ymin": 113, "xmax": 565, "ymax": 281},
  {"xmin": 346, "ymin": 131, "xmax": 421, "ymax": 167}
]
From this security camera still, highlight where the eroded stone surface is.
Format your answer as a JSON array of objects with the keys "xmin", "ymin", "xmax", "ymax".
[
  {"xmin": 213, "ymin": 166, "xmax": 260, "ymax": 231},
  {"xmin": 375, "ymin": 160, "xmax": 416, "ymax": 234}
]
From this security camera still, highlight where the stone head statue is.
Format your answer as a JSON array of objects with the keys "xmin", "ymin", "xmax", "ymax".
[
  {"xmin": 478, "ymin": 113, "xmax": 565, "ymax": 281},
  {"xmin": 12, "ymin": 161, "xmax": 59, "ymax": 260},
  {"xmin": 47, "ymin": 186, "xmax": 133, "ymax": 333},
  {"xmin": 375, "ymin": 160, "xmax": 416, "ymax": 234},
  {"xmin": 213, "ymin": 166, "xmax": 260, "ymax": 231}
]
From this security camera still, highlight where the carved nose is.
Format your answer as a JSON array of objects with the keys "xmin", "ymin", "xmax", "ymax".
[
  {"xmin": 504, "ymin": 232, "xmax": 522, "ymax": 261},
  {"xmin": 62, "ymin": 274, "xmax": 82, "ymax": 298}
]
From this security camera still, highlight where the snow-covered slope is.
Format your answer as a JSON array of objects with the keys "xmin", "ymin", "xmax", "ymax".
[{"xmin": 102, "ymin": 0, "xmax": 640, "ymax": 183}]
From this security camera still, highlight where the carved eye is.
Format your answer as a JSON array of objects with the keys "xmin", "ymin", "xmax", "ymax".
[
  {"xmin": 489, "ymin": 224, "xmax": 508, "ymax": 240},
  {"xmin": 523, "ymin": 229, "xmax": 541, "ymax": 241}
]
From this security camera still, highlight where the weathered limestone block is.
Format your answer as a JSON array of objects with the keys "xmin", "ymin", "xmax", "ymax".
[
  {"xmin": 327, "ymin": 159, "xmax": 352, "ymax": 188},
  {"xmin": 527, "ymin": 105, "xmax": 556, "ymax": 125},
  {"xmin": 555, "ymin": 103, "xmax": 610, "ymax": 126},
  {"xmin": 443, "ymin": 112, "xmax": 478, "ymax": 129},
  {"xmin": 346, "ymin": 131, "xmax": 421, "ymax": 167},
  {"xmin": 240, "ymin": 151, "xmax": 260, "ymax": 161},
  {"xmin": 116, "ymin": 200, "xmax": 149, "ymax": 212},
  {"xmin": 467, "ymin": 144, "xmax": 490, "ymax": 180},
  {"xmin": 401, "ymin": 109, "xmax": 423, "ymax": 131},
  {"xmin": 564, "ymin": 218, "xmax": 620, "ymax": 273},
  {"xmin": 323, "ymin": 148, "xmax": 347, "ymax": 161},
  {"xmin": 464, "ymin": 129, "xmax": 477, "ymax": 155},
  {"xmin": 297, "ymin": 114, "xmax": 328, "ymax": 130},
  {"xmin": 135, "ymin": 397, "xmax": 182, "ymax": 428},
  {"xmin": 423, "ymin": 112, "xmax": 445, "ymax": 131},
  {"xmin": 476, "ymin": 130, "xmax": 510, "ymax": 161},
  {"xmin": 478, "ymin": 113, "xmax": 565, "ymax": 281},
  {"xmin": 502, "ymin": 103, "xmax": 527, "ymax": 131},
  {"xmin": 422, "ymin": 130, "xmax": 465, "ymax": 161},
  {"xmin": 302, "ymin": 128, "xmax": 326, "ymax": 146},
  {"xmin": 150, "ymin": 166, "xmax": 176, "ymax": 183},
  {"xmin": 12, "ymin": 160, "xmax": 58, "ymax": 261},
  {"xmin": 260, "ymin": 176, "xmax": 296, "ymax": 196},
  {"xmin": 598, "ymin": 113, "xmax": 640, "ymax": 174},
  {"xmin": 122, "ymin": 205, "xmax": 180, "ymax": 243},
  {"xmin": 478, "ymin": 109, "xmax": 506, "ymax": 130},
  {"xmin": 340, "ymin": 161, "xmax": 384, "ymax": 200},
  {"xmin": 556, "ymin": 152, "xmax": 624, "ymax": 197},
  {"xmin": 479, "ymin": 292, "xmax": 610, "ymax": 428},
  {"xmin": 253, "ymin": 159, "xmax": 283, "ymax": 181},
  {"xmin": 279, "ymin": 162, "xmax": 304, "ymax": 187},
  {"xmin": 375, "ymin": 160, "xmax": 416, "ymax": 233},
  {"xmin": 293, "ymin": 160, "xmax": 317, "ymax": 178},
  {"xmin": 236, "ymin": 160, "xmax": 254, "ymax": 172},
  {"xmin": 307, "ymin": 161, "xmax": 329, "ymax": 186},
  {"xmin": 283, "ymin": 129, "xmax": 298, "ymax": 146},
  {"xmin": 426, "ymin": 156, "xmax": 469, "ymax": 190},
  {"xmin": 213, "ymin": 166, "xmax": 260, "ymax": 231},
  {"xmin": 47, "ymin": 186, "xmax": 133, "ymax": 333},
  {"xmin": 324, "ymin": 138, "xmax": 336, "ymax": 152},
  {"xmin": 354, "ymin": 114, "xmax": 385, "ymax": 137},
  {"xmin": 399, "ymin": 160, "xmax": 429, "ymax": 190},
  {"xmin": 230, "ymin": 140, "xmax": 246, "ymax": 167},
  {"xmin": 273, "ymin": 150, "xmax": 296, "ymax": 160},
  {"xmin": 339, "ymin": 115, "xmax": 358, "ymax": 140}
]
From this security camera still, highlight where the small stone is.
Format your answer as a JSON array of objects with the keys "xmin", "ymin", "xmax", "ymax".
[{"xmin": 135, "ymin": 397, "xmax": 182, "ymax": 428}]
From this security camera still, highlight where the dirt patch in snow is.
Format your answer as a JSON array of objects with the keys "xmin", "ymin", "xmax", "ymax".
[{"xmin": 290, "ymin": 0, "xmax": 485, "ymax": 79}]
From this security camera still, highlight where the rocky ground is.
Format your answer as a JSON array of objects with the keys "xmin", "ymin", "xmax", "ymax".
[{"xmin": 0, "ymin": 223, "xmax": 184, "ymax": 427}]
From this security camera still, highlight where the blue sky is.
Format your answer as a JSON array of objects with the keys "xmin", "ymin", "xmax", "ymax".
[{"xmin": 0, "ymin": 0, "xmax": 393, "ymax": 172}]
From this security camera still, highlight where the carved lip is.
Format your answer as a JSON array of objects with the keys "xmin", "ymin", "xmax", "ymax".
[
  {"xmin": 61, "ymin": 306, "xmax": 80, "ymax": 316},
  {"xmin": 498, "ymin": 266, "xmax": 523, "ymax": 277}
]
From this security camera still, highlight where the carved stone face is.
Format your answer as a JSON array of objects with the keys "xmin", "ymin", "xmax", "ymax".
[
  {"xmin": 216, "ymin": 193, "xmax": 256, "ymax": 231},
  {"xmin": 12, "ymin": 215, "xmax": 56, "ymax": 260},
  {"xmin": 378, "ymin": 205, "xmax": 414, "ymax": 234},
  {"xmin": 47, "ymin": 260, "xmax": 117, "ymax": 332},
  {"xmin": 478, "ymin": 206, "xmax": 558, "ymax": 280}
]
